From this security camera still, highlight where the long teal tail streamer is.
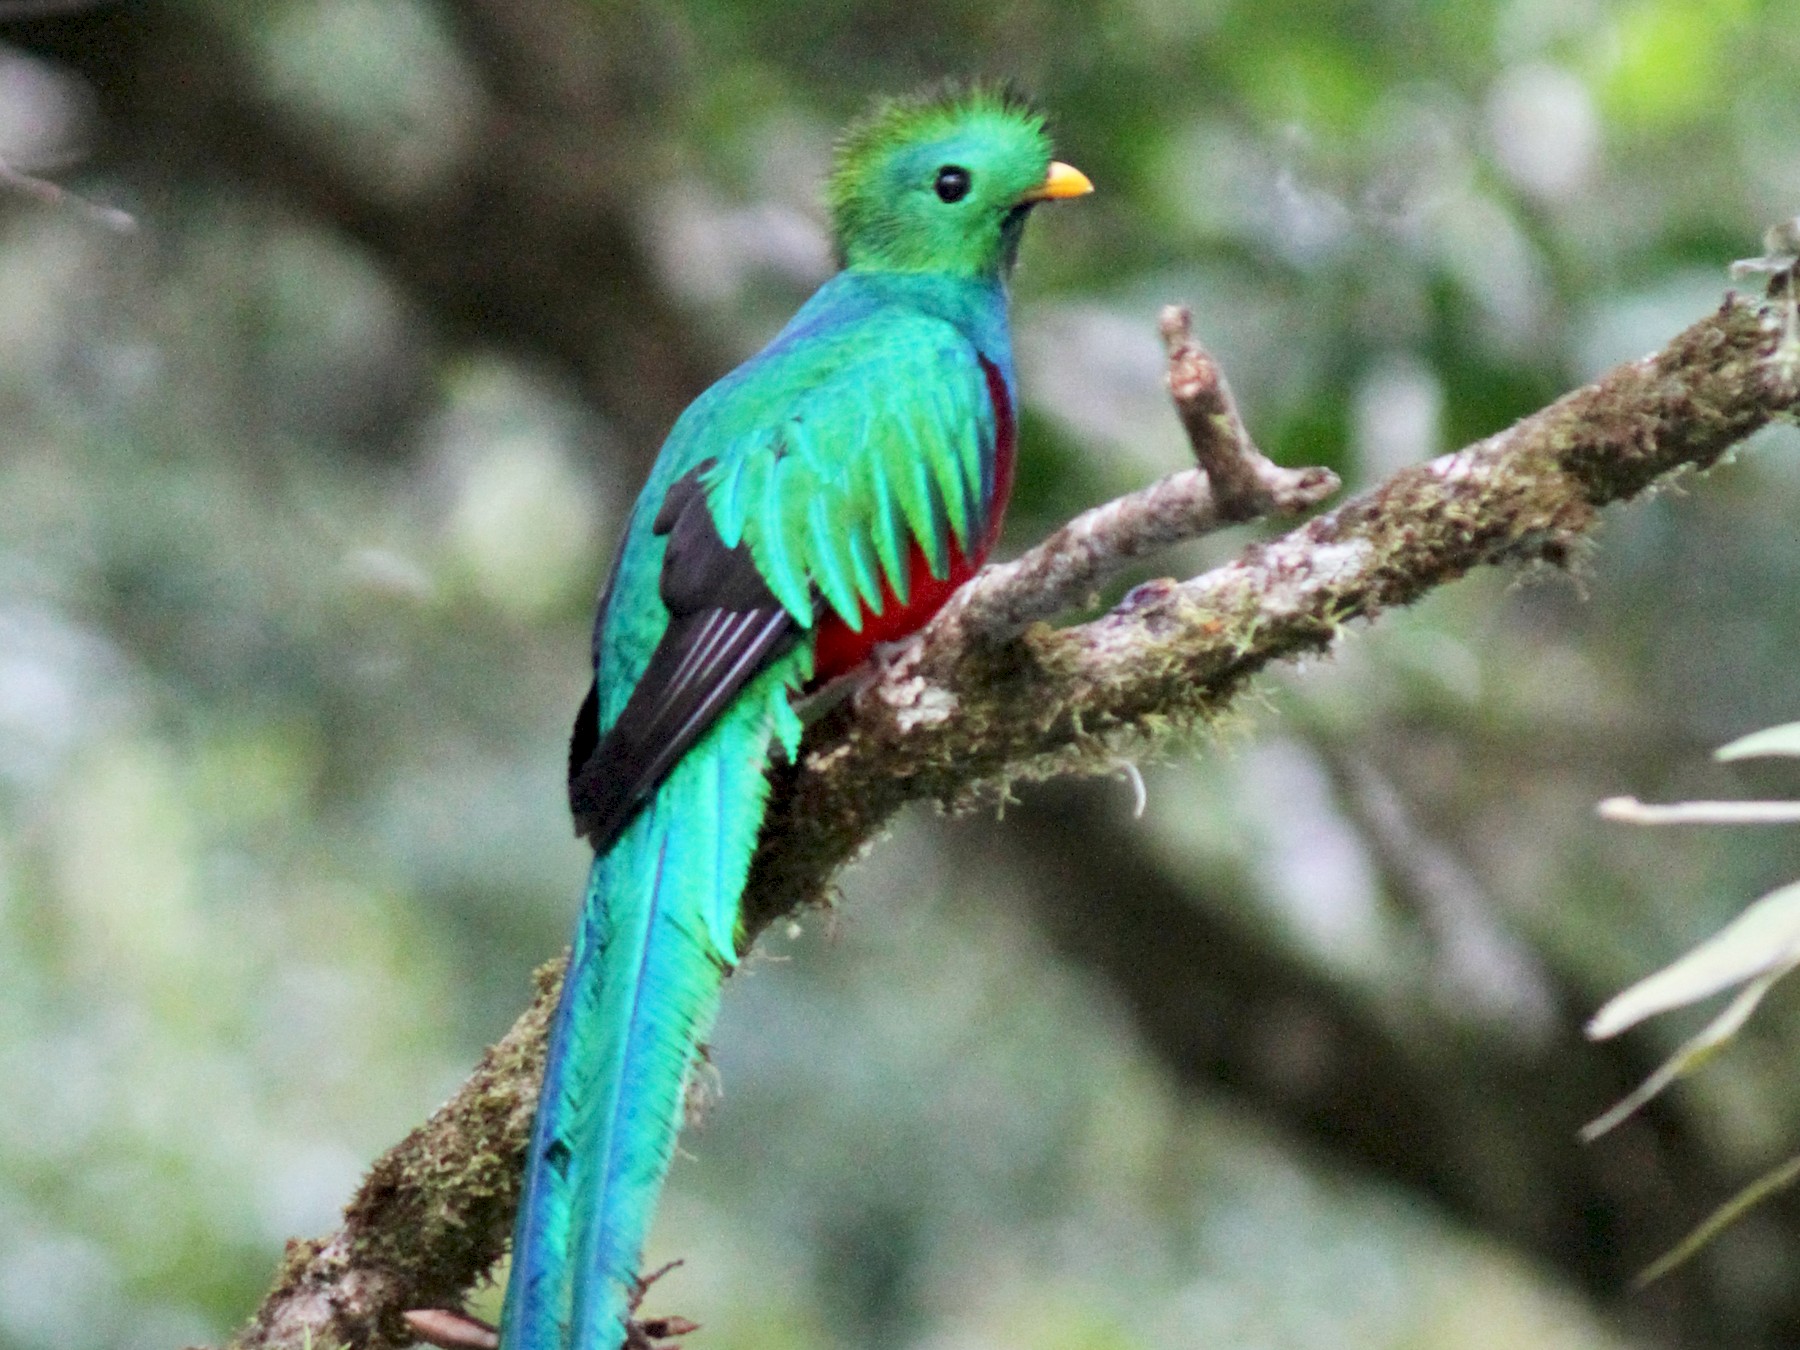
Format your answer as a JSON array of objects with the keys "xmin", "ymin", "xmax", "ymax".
[{"xmin": 500, "ymin": 657, "xmax": 802, "ymax": 1350}]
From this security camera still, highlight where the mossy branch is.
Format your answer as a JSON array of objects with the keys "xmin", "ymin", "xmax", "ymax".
[{"xmin": 224, "ymin": 279, "xmax": 1800, "ymax": 1350}]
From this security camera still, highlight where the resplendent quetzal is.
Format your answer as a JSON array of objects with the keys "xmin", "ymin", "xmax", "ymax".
[{"xmin": 500, "ymin": 84, "xmax": 1091, "ymax": 1350}]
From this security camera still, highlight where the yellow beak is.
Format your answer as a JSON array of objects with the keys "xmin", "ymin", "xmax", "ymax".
[{"xmin": 1018, "ymin": 160, "xmax": 1094, "ymax": 203}]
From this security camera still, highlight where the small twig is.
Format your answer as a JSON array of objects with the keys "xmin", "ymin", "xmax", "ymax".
[
  {"xmin": 1598, "ymin": 797, "xmax": 1800, "ymax": 825},
  {"xmin": 939, "ymin": 314, "xmax": 1338, "ymax": 644},
  {"xmin": 1636, "ymin": 1153, "xmax": 1800, "ymax": 1288},
  {"xmin": 629, "ymin": 1258, "xmax": 685, "ymax": 1308},
  {"xmin": 402, "ymin": 1309, "xmax": 499, "ymax": 1350},
  {"xmin": 1319, "ymin": 744, "xmax": 1556, "ymax": 1033},
  {"xmin": 0, "ymin": 156, "xmax": 136, "ymax": 233},
  {"xmin": 1159, "ymin": 304, "xmax": 1289, "ymax": 515}
]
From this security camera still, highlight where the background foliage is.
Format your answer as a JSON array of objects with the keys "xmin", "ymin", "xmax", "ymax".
[{"xmin": 3, "ymin": 1, "xmax": 1800, "ymax": 1347}]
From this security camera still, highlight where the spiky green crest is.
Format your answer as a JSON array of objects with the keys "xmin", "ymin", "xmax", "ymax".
[{"xmin": 828, "ymin": 83, "xmax": 1053, "ymax": 278}]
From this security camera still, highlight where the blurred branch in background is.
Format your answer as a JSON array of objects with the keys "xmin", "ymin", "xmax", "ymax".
[
  {"xmin": 0, "ymin": 154, "xmax": 133, "ymax": 231},
  {"xmin": 10, "ymin": 0, "xmax": 720, "ymax": 461},
  {"xmin": 978, "ymin": 781, "xmax": 1705, "ymax": 1324}
]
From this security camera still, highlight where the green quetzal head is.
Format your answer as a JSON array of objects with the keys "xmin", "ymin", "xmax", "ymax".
[{"xmin": 828, "ymin": 83, "xmax": 1093, "ymax": 279}]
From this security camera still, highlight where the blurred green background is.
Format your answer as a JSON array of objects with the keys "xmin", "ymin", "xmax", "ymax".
[{"xmin": 3, "ymin": 1, "xmax": 1800, "ymax": 1348}]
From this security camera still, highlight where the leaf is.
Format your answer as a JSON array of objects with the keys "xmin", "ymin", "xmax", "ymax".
[
  {"xmin": 1598, "ymin": 796, "xmax": 1800, "ymax": 825},
  {"xmin": 1586, "ymin": 880, "xmax": 1800, "ymax": 1039},
  {"xmin": 1581, "ymin": 968, "xmax": 1788, "ymax": 1140},
  {"xmin": 1637, "ymin": 1153, "xmax": 1800, "ymax": 1287},
  {"xmin": 1717, "ymin": 721, "xmax": 1800, "ymax": 761}
]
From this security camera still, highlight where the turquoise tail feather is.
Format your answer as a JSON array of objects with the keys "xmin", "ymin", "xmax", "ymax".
[{"xmin": 501, "ymin": 656, "xmax": 803, "ymax": 1350}]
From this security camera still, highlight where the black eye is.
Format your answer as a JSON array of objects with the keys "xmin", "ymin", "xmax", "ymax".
[{"xmin": 934, "ymin": 165, "xmax": 971, "ymax": 203}]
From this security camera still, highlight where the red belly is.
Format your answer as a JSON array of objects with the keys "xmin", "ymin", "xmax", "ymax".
[{"xmin": 811, "ymin": 355, "xmax": 1016, "ymax": 682}]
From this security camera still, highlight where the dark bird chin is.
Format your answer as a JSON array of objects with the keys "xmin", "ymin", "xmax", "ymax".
[{"xmin": 1000, "ymin": 202, "xmax": 1035, "ymax": 272}]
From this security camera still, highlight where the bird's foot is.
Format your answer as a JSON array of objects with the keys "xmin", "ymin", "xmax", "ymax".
[
  {"xmin": 856, "ymin": 632, "xmax": 957, "ymax": 733},
  {"xmin": 791, "ymin": 632, "xmax": 927, "ymax": 724},
  {"xmin": 867, "ymin": 631, "xmax": 927, "ymax": 681}
]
